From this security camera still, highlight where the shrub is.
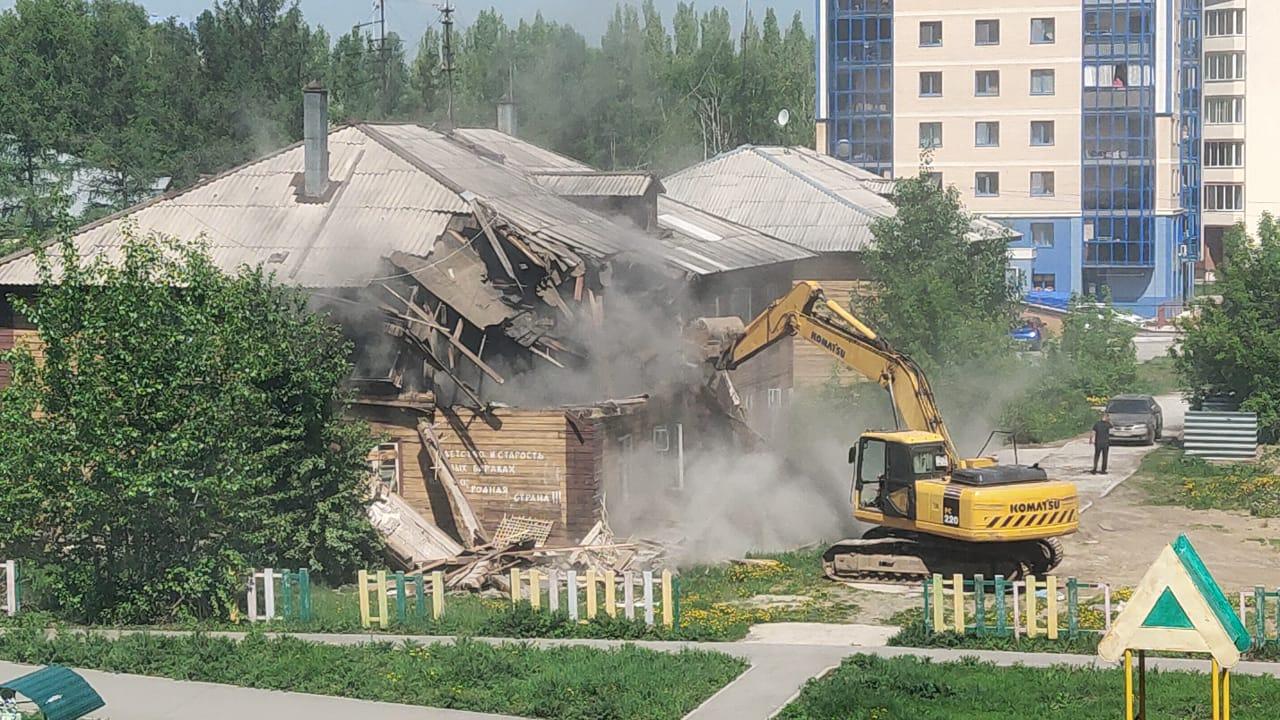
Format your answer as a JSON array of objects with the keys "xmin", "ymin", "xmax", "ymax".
[{"xmin": 0, "ymin": 235, "xmax": 380, "ymax": 623}]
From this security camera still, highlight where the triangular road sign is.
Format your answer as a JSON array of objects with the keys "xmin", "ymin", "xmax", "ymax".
[{"xmin": 1099, "ymin": 535, "xmax": 1251, "ymax": 668}]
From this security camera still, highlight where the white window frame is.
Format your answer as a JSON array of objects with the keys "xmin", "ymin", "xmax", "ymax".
[
  {"xmin": 369, "ymin": 442, "xmax": 401, "ymax": 494},
  {"xmin": 975, "ymin": 70, "xmax": 1000, "ymax": 97},
  {"xmin": 1204, "ymin": 184, "xmax": 1244, "ymax": 211},
  {"xmin": 975, "ymin": 19, "xmax": 1000, "ymax": 46},
  {"xmin": 975, "ymin": 121, "xmax": 1000, "ymax": 147},
  {"xmin": 975, "ymin": 172, "xmax": 1000, "ymax": 197},
  {"xmin": 919, "ymin": 20, "xmax": 942, "ymax": 47},
  {"xmin": 919, "ymin": 122, "xmax": 942, "ymax": 149},
  {"xmin": 919, "ymin": 71, "xmax": 943, "ymax": 97},
  {"xmin": 652, "ymin": 426, "xmax": 670, "ymax": 453},
  {"xmin": 1030, "ymin": 69, "xmax": 1055, "ymax": 96},
  {"xmin": 1206, "ymin": 97, "xmax": 1245, "ymax": 125},
  {"xmin": 1031, "ymin": 223, "xmax": 1054, "ymax": 248},
  {"xmin": 1204, "ymin": 141, "xmax": 1244, "ymax": 168},
  {"xmin": 1205, "ymin": 9, "xmax": 1245, "ymax": 37},
  {"xmin": 1205, "ymin": 52, "xmax": 1245, "ymax": 82},
  {"xmin": 1030, "ymin": 120, "xmax": 1055, "ymax": 147},
  {"xmin": 1030, "ymin": 171, "xmax": 1055, "ymax": 197},
  {"xmin": 1030, "ymin": 17, "xmax": 1055, "ymax": 45}
]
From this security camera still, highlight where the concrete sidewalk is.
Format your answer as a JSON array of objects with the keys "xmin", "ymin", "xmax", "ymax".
[{"xmin": 0, "ymin": 660, "xmax": 521, "ymax": 720}]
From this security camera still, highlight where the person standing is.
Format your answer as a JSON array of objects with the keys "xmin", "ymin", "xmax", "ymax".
[{"xmin": 1090, "ymin": 412, "xmax": 1113, "ymax": 474}]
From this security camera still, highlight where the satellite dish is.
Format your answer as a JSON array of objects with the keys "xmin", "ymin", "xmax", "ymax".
[
  {"xmin": 776, "ymin": 108, "xmax": 791, "ymax": 128},
  {"xmin": 835, "ymin": 139, "xmax": 853, "ymax": 160}
]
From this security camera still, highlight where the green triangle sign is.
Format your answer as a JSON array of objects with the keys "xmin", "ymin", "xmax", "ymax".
[{"xmin": 1141, "ymin": 587, "xmax": 1194, "ymax": 629}]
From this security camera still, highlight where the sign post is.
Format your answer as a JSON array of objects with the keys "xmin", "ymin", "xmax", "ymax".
[{"xmin": 1098, "ymin": 535, "xmax": 1251, "ymax": 720}]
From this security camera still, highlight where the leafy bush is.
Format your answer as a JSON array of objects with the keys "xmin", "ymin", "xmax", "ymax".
[
  {"xmin": 1000, "ymin": 295, "xmax": 1138, "ymax": 444},
  {"xmin": 1176, "ymin": 215, "xmax": 1280, "ymax": 440},
  {"xmin": 0, "ymin": 236, "xmax": 380, "ymax": 623},
  {"xmin": 0, "ymin": 626, "xmax": 745, "ymax": 720}
]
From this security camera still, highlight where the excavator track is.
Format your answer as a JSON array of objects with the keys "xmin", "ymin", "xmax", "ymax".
[{"xmin": 822, "ymin": 530, "xmax": 1065, "ymax": 584}]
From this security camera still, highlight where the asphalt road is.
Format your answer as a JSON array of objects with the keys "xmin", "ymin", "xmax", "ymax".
[{"xmin": 996, "ymin": 393, "xmax": 1187, "ymax": 504}]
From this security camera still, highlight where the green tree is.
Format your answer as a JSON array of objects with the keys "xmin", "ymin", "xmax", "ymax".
[
  {"xmin": 0, "ymin": 235, "xmax": 380, "ymax": 622},
  {"xmin": 1176, "ymin": 216, "xmax": 1280, "ymax": 438},
  {"xmin": 1057, "ymin": 293, "xmax": 1138, "ymax": 397},
  {"xmin": 860, "ymin": 173, "xmax": 1021, "ymax": 372}
]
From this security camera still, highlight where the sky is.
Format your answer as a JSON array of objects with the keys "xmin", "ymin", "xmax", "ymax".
[{"xmin": 0, "ymin": 1, "xmax": 814, "ymax": 45}]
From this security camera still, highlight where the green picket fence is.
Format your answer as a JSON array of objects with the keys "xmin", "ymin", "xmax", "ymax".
[
  {"xmin": 923, "ymin": 573, "xmax": 1114, "ymax": 639},
  {"xmin": 246, "ymin": 568, "xmax": 310, "ymax": 622},
  {"xmin": 1239, "ymin": 587, "xmax": 1280, "ymax": 648}
]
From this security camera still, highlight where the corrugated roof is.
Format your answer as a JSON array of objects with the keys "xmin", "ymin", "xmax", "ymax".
[
  {"xmin": 531, "ymin": 171, "xmax": 659, "ymax": 198},
  {"xmin": 656, "ymin": 196, "xmax": 814, "ymax": 275},
  {"xmin": 362, "ymin": 124, "xmax": 662, "ymax": 263},
  {"xmin": 451, "ymin": 128, "xmax": 594, "ymax": 172},
  {"xmin": 662, "ymin": 145, "xmax": 1018, "ymax": 252},
  {"xmin": 0, "ymin": 126, "xmax": 460, "ymax": 287}
]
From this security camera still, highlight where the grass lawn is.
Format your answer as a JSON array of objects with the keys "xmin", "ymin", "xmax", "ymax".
[
  {"xmin": 1134, "ymin": 356, "xmax": 1181, "ymax": 396},
  {"xmin": 1132, "ymin": 446, "xmax": 1280, "ymax": 517},
  {"xmin": 777, "ymin": 654, "xmax": 1280, "ymax": 719},
  {"xmin": 0, "ymin": 627, "xmax": 745, "ymax": 720},
  {"xmin": 231, "ymin": 547, "xmax": 859, "ymax": 641}
]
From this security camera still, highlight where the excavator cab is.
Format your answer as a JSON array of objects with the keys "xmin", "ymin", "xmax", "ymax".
[{"xmin": 850, "ymin": 431, "xmax": 949, "ymax": 523}]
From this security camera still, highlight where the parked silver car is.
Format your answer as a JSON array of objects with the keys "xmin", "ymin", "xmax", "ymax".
[{"xmin": 1106, "ymin": 394, "xmax": 1163, "ymax": 445}]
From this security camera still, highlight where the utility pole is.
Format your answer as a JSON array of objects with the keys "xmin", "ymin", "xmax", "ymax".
[
  {"xmin": 378, "ymin": 0, "xmax": 388, "ymax": 117},
  {"xmin": 437, "ymin": 1, "xmax": 457, "ymax": 129}
]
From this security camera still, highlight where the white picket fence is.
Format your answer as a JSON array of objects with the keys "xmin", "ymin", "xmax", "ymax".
[
  {"xmin": 1, "ymin": 560, "xmax": 16, "ymax": 616},
  {"xmin": 509, "ymin": 568, "xmax": 677, "ymax": 628}
]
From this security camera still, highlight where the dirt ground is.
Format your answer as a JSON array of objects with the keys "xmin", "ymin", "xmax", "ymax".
[{"xmin": 1057, "ymin": 481, "xmax": 1280, "ymax": 589}]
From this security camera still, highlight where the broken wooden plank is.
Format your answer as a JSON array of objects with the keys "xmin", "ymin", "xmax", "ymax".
[
  {"xmin": 366, "ymin": 480, "xmax": 464, "ymax": 568},
  {"xmin": 382, "ymin": 284, "xmax": 505, "ymax": 385},
  {"xmin": 468, "ymin": 206, "xmax": 523, "ymax": 290},
  {"xmin": 419, "ymin": 420, "xmax": 490, "ymax": 547}
]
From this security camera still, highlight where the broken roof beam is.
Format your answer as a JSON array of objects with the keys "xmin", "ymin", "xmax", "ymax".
[
  {"xmin": 389, "ymin": 246, "xmax": 513, "ymax": 330},
  {"xmin": 381, "ymin": 283, "xmax": 505, "ymax": 386},
  {"xmin": 419, "ymin": 420, "xmax": 490, "ymax": 548}
]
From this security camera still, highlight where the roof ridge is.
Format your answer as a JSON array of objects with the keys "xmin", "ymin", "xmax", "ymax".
[
  {"xmin": 748, "ymin": 148, "xmax": 882, "ymax": 222},
  {"xmin": 660, "ymin": 144, "xmax": 755, "ymax": 182}
]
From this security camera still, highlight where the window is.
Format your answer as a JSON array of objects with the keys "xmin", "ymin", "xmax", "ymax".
[
  {"xmin": 767, "ymin": 388, "xmax": 784, "ymax": 407},
  {"xmin": 1206, "ymin": 96, "xmax": 1245, "ymax": 124},
  {"xmin": 1031, "ymin": 171, "xmax": 1055, "ymax": 197},
  {"xmin": 1030, "ymin": 120, "xmax": 1055, "ymax": 146},
  {"xmin": 1084, "ymin": 63, "xmax": 1153, "ymax": 88},
  {"xmin": 1031, "ymin": 222, "xmax": 1054, "ymax": 248},
  {"xmin": 1205, "ymin": 141, "xmax": 1244, "ymax": 168},
  {"xmin": 920, "ymin": 21, "xmax": 942, "ymax": 47},
  {"xmin": 652, "ymin": 426, "xmax": 670, "ymax": 453},
  {"xmin": 857, "ymin": 438, "xmax": 887, "ymax": 509},
  {"xmin": 975, "ymin": 19, "xmax": 1000, "ymax": 45},
  {"xmin": 919, "ymin": 71, "xmax": 943, "ymax": 96},
  {"xmin": 368, "ymin": 443, "xmax": 401, "ymax": 494},
  {"xmin": 1031, "ymin": 17, "xmax": 1055, "ymax": 44},
  {"xmin": 1206, "ymin": 9, "xmax": 1245, "ymax": 37},
  {"xmin": 924, "ymin": 172, "xmax": 943, "ymax": 188},
  {"xmin": 975, "ymin": 172, "xmax": 999, "ymax": 196},
  {"xmin": 975, "ymin": 121, "xmax": 1000, "ymax": 147},
  {"xmin": 1030, "ymin": 69, "xmax": 1055, "ymax": 95},
  {"xmin": 919, "ymin": 122, "xmax": 942, "ymax": 148},
  {"xmin": 1205, "ymin": 184, "xmax": 1244, "ymax": 211},
  {"xmin": 975, "ymin": 70, "xmax": 1000, "ymax": 96},
  {"xmin": 1032, "ymin": 274, "xmax": 1056, "ymax": 292},
  {"xmin": 1205, "ymin": 52, "xmax": 1246, "ymax": 81}
]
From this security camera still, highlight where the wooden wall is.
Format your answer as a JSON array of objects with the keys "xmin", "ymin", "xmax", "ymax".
[
  {"xmin": 431, "ymin": 408, "xmax": 604, "ymax": 544},
  {"xmin": 790, "ymin": 279, "xmax": 875, "ymax": 389}
]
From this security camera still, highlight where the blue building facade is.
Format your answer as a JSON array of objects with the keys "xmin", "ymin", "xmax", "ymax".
[{"xmin": 816, "ymin": 0, "xmax": 1201, "ymax": 318}]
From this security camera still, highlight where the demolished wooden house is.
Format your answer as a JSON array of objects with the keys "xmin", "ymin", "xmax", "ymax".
[{"xmin": 0, "ymin": 87, "xmax": 815, "ymax": 566}]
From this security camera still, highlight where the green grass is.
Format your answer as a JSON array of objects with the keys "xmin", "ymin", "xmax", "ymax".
[
  {"xmin": 1132, "ymin": 446, "xmax": 1280, "ymax": 517},
  {"xmin": 777, "ymin": 654, "xmax": 1280, "ymax": 719},
  {"xmin": 0, "ymin": 626, "xmax": 745, "ymax": 720},
  {"xmin": 1135, "ymin": 356, "xmax": 1182, "ymax": 396}
]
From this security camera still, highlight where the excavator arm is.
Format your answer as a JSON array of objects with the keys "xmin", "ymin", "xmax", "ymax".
[{"xmin": 698, "ymin": 281, "xmax": 964, "ymax": 468}]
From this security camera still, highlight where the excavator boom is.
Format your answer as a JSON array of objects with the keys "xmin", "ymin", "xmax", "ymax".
[{"xmin": 690, "ymin": 280, "xmax": 1078, "ymax": 582}]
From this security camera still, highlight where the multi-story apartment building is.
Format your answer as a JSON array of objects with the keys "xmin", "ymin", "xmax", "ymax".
[
  {"xmin": 815, "ymin": 0, "xmax": 1202, "ymax": 319},
  {"xmin": 1199, "ymin": 1, "xmax": 1280, "ymax": 279}
]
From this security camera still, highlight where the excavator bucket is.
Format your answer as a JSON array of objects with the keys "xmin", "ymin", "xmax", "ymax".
[{"xmin": 684, "ymin": 316, "xmax": 745, "ymax": 363}]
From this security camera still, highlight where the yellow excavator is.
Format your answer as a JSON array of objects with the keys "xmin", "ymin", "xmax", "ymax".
[{"xmin": 688, "ymin": 281, "xmax": 1079, "ymax": 581}]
